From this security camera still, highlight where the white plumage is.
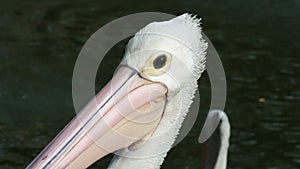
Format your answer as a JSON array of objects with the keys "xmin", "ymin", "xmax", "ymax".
[{"xmin": 109, "ymin": 13, "xmax": 208, "ymax": 169}]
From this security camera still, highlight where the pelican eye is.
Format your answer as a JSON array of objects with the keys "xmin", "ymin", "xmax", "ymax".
[
  {"xmin": 142, "ymin": 52, "xmax": 172, "ymax": 77},
  {"xmin": 153, "ymin": 54, "xmax": 167, "ymax": 69}
]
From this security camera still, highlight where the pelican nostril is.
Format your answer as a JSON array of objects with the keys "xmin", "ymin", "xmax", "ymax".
[{"xmin": 42, "ymin": 155, "xmax": 48, "ymax": 160}]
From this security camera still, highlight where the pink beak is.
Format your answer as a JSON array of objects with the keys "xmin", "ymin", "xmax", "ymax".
[{"xmin": 26, "ymin": 66, "xmax": 167, "ymax": 169}]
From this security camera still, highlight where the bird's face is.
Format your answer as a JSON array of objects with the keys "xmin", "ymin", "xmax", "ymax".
[
  {"xmin": 26, "ymin": 14, "xmax": 207, "ymax": 169},
  {"xmin": 123, "ymin": 34, "xmax": 202, "ymax": 98}
]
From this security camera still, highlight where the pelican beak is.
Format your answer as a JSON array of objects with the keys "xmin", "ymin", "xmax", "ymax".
[{"xmin": 26, "ymin": 66, "xmax": 167, "ymax": 169}]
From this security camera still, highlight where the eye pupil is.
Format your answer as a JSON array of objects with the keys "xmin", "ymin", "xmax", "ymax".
[{"xmin": 153, "ymin": 54, "xmax": 167, "ymax": 69}]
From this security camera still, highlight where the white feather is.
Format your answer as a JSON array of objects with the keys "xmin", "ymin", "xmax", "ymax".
[{"xmin": 108, "ymin": 13, "xmax": 208, "ymax": 169}]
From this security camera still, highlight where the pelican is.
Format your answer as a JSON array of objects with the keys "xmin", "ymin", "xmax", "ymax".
[
  {"xmin": 26, "ymin": 13, "xmax": 230, "ymax": 169},
  {"xmin": 200, "ymin": 110, "xmax": 230, "ymax": 169}
]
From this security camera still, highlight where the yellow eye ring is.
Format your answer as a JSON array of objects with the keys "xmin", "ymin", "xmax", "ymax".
[{"xmin": 142, "ymin": 52, "xmax": 172, "ymax": 76}]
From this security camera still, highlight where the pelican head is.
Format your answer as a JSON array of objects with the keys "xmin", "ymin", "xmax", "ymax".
[
  {"xmin": 27, "ymin": 13, "xmax": 208, "ymax": 169},
  {"xmin": 124, "ymin": 14, "xmax": 206, "ymax": 95}
]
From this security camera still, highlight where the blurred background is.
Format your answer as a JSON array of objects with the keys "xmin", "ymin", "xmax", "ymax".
[{"xmin": 0, "ymin": 0, "xmax": 299, "ymax": 168}]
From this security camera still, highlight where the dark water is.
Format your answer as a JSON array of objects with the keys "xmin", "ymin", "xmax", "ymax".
[{"xmin": 0, "ymin": 0, "xmax": 299, "ymax": 169}]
